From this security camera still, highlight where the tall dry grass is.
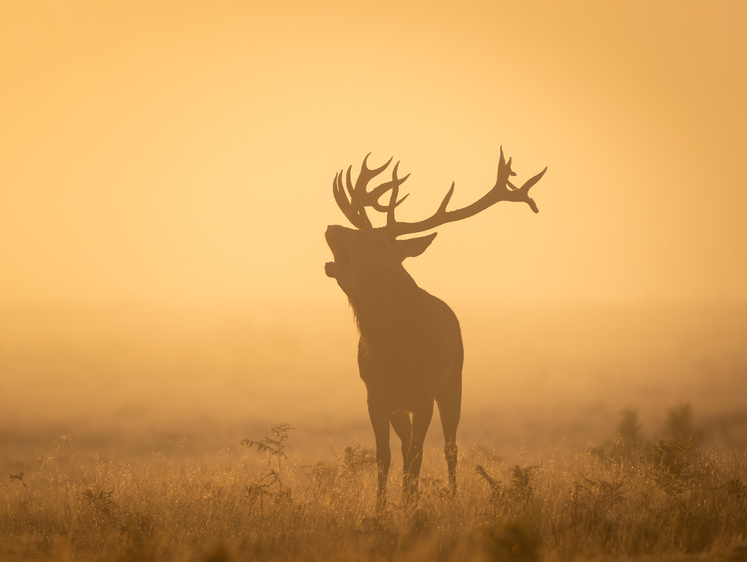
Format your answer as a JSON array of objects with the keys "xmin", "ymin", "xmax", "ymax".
[{"xmin": 3, "ymin": 420, "xmax": 747, "ymax": 562}]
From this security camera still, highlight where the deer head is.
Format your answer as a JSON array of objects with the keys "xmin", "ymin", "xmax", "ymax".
[{"xmin": 325, "ymin": 148, "xmax": 547, "ymax": 298}]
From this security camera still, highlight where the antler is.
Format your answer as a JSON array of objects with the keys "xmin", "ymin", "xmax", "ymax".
[
  {"xmin": 384, "ymin": 147, "xmax": 547, "ymax": 237},
  {"xmin": 332, "ymin": 154, "xmax": 410, "ymax": 230},
  {"xmin": 332, "ymin": 148, "xmax": 547, "ymax": 236}
]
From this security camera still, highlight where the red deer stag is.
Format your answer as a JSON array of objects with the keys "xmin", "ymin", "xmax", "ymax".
[{"xmin": 324, "ymin": 148, "xmax": 546, "ymax": 507}]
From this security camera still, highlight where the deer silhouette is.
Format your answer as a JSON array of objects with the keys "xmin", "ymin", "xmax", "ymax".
[{"xmin": 325, "ymin": 148, "xmax": 546, "ymax": 507}]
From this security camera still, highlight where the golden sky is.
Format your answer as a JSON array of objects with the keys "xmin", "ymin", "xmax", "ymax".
[{"xmin": 2, "ymin": 0, "xmax": 746, "ymax": 308}]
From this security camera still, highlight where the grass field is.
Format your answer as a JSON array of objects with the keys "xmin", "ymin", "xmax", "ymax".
[
  {"xmin": 3, "ymin": 418, "xmax": 747, "ymax": 562},
  {"xmin": 2, "ymin": 302, "xmax": 747, "ymax": 561}
]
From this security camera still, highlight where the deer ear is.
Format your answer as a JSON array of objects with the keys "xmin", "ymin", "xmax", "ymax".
[{"xmin": 395, "ymin": 232, "xmax": 437, "ymax": 260}]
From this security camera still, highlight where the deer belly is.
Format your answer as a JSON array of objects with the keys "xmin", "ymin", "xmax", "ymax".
[{"xmin": 359, "ymin": 364, "xmax": 447, "ymax": 410}]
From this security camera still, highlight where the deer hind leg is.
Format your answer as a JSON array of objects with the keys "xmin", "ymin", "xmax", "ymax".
[
  {"xmin": 404, "ymin": 396, "xmax": 434, "ymax": 503},
  {"xmin": 389, "ymin": 410, "xmax": 412, "ymax": 494},
  {"xmin": 367, "ymin": 398, "xmax": 391, "ymax": 510},
  {"xmin": 436, "ymin": 367, "xmax": 462, "ymax": 495}
]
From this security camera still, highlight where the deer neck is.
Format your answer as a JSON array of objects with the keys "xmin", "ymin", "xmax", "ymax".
[{"xmin": 347, "ymin": 268, "xmax": 430, "ymax": 346}]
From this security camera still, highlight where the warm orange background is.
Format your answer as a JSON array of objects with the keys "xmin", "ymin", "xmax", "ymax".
[
  {"xmin": 3, "ymin": 0, "xmax": 745, "ymax": 308},
  {"xmin": 2, "ymin": 2, "xmax": 746, "ymax": 455}
]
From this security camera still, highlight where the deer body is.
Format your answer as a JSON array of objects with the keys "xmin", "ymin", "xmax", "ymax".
[
  {"xmin": 355, "ymin": 285, "xmax": 462, "ymax": 410},
  {"xmin": 325, "ymin": 149, "xmax": 546, "ymax": 507}
]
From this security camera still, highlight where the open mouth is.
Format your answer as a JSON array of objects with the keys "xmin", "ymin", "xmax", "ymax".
[{"xmin": 325, "ymin": 226, "xmax": 350, "ymax": 278}]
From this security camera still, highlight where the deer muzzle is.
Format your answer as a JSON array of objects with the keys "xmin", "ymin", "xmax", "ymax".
[{"xmin": 325, "ymin": 225, "xmax": 350, "ymax": 279}]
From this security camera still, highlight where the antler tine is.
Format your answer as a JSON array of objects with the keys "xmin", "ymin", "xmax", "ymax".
[
  {"xmin": 349, "ymin": 154, "xmax": 393, "ymax": 228},
  {"xmin": 332, "ymin": 154, "xmax": 412, "ymax": 230},
  {"xmin": 386, "ymin": 177, "xmax": 400, "ymax": 228},
  {"xmin": 333, "ymin": 170, "xmax": 372, "ymax": 230},
  {"xmin": 366, "ymin": 161, "xmax": 411, "ymax": 212},
  {"xmin": 383, "ymin": 163, "xmax": 415, "ymax": 227},
  {"xmin": 354, "ymin": 153, "xmax": 393, "ymax": 194},
  {"xmin": 496, "ymin": 146, "xmax": 546, "ymax": 212},
  {"xmin": 385, "ymin": 147, "xmax": 547, "ymax": 237},
  {"xmin": 436, "ymin": 182, "xmax": 455, "ymax": 214}
]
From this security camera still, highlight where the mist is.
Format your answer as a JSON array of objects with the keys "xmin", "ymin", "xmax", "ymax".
[{"xmin": 3, "ymin": 301, "xmax": 745, "ymax": 470}]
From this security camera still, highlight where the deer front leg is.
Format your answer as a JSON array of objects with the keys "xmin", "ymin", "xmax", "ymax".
[
  {"xmin": 367, "ymin": 397, "xmax": 391, "ymax": 510},
  {"xmin": 404, "ymin": 396, "xmax": 434, "ymax": 503},
  {"xmin": 390, "ymin": 409, "xmax": 412, "ymax": 492}
]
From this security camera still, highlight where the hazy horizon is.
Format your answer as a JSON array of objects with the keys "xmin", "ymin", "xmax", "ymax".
[{"xmin": 3, "ymin": 300, "xmax": 745, "ymax": 466}]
